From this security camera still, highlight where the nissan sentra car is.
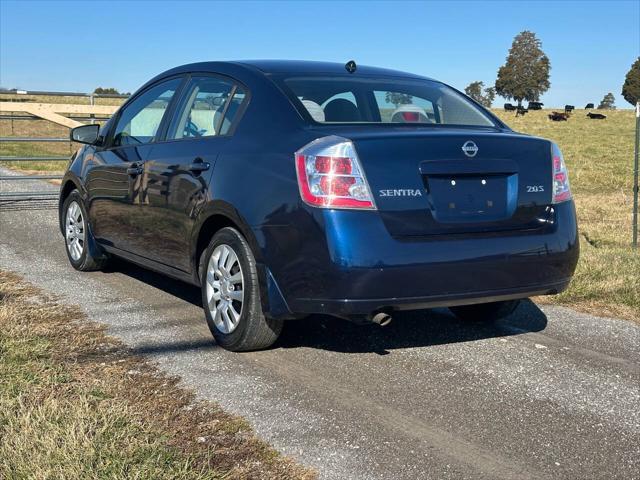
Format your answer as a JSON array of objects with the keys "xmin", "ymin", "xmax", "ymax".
[{"xmin": 60, "ymin": 60, "xmax": 579, "ymax": 351}]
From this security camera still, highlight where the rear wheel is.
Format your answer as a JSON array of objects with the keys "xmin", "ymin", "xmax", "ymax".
[
  {"xmin": 449, "ymin": 300, "xmax": 520, "ymax": 322},
  {"xmin": 200, "ymin": 227, "xmax": 282, "ymax": 351},
  {"xmin": 62, "ymin": 190, "xmax": 107, "ymax": 271}
]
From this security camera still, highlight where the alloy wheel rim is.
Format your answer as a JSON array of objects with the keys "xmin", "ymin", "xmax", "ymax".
[
  {"xmin": 65, "ymin": 201, "xmax": 85, "ymax": 261},
  {"xmin": 206, "ymin": 244, "xmax": 244, "ymax": 334}
]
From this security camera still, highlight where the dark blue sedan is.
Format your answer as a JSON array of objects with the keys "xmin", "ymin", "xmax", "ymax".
[{"xmin": 60, "ymin": 60, "xmax": 579, "ymax": 351}]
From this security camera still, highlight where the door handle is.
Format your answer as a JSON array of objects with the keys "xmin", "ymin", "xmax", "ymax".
[
  {"xmin": 126, "ymin": 163, "xmax": 143, "ymax": 176},
  {"xmin": 188, "ymin": 158, "xmax": 210, "ymax": 174}
]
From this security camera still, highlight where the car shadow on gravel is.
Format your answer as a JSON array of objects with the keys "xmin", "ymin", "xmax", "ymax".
[
  {"xmin": 106, "ymin": 258, "xmax": 203, "ymax": 306},
  {"xmin": 274, "ymin": 301, "xmax": 548, "ymax": 354},
  {"xmin": 108, "ymin": 259, "xmax": 548, "ymax": 355}
]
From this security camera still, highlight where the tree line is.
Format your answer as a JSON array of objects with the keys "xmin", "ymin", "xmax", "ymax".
[
  {"xmin": 93, "ymin": 87, "xmax": 131, "ymax": 96},
  {"xmin": 465, "ymin": 31, "xmax": 639, "ymax": 110}
]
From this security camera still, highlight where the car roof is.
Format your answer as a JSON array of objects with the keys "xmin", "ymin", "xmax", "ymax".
[
  {"xmin": 152, "ymin": 60, "xmax": 433, "ymax": 82},
  {"xmin": 230, "ymin": 60, "xmax": 433, "ymax": 80}
]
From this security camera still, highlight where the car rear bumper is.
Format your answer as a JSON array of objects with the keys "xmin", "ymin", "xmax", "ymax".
[
  {"xmin": 291, "ymin": 279, "xmax": 571, "ymax": 316},
  {"xmin": 256, "ymin": 201, "xmax": 579, "ymax": 317}
]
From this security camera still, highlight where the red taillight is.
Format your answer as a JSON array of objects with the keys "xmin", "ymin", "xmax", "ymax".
[
  {"xmin": 320, "ymin": 176, "xmax": 355, "ymax": 196},
  {"xmin": 295, "ymin": 136, "xmax": 375, "ymax": 209},
  {"xmin": 401, "ymin": 111, "xmax": 419, "ymax": 122},
  {"xmin": 551, "ymin": 143, "xmax": 572, "ymax": 203},
  {"xmin": 314, "ymin": 156, "xmax": 352, "ymax": 174}
]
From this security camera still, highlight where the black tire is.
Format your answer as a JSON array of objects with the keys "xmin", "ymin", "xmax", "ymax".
[
  {"xmin": 449, "ymin": 299, "xmax": 521, "ymax": 322},
  {"xmin": 199, "ymin": 227, "xmax": 282, "ymax": 351},
  {"xmin": 61, "ymin": 190, "xmax": 108, "ymax": 271}
]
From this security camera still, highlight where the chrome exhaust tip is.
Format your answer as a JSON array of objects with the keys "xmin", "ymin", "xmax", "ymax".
[{"xmin": 369, "ymin": 311, "xmax": 392, "ymax": 327}]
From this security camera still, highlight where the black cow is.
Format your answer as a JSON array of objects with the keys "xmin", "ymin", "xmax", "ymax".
[
  {"xmin": 549, "ymin": 111, "xmax": 569, "ymax": 121},
  {"xmin": 528, "ymin": 101, "xmax": 543, "ymax": 110},
  {"xmin": 564, "ymin": 105, "xmax": 575, "ymax": 113},
  {"xmin": 516, "ymin": 106, "xmax": 528, "ymax": 116},
  {"xmin": 587, "ymin": 112, "xmax": 606, "ymax": 119},
  {"xmin": 585, "ymin": 103, "xmax": 595, "ymax": 109},
  {"xmin": 504, "ymin": 103, "xmax": 516, "ymax": 111}
]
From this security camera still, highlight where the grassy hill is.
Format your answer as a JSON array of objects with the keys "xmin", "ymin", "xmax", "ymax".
[{"xmin": 493, "ymin": 108, "xmax": 638, "ymax": 320}]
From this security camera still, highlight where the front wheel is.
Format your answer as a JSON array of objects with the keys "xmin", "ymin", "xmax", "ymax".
[
  {"xmin": 61, "ymin": 190, "xmax": 107, "ymax": 271},
  {"xmin": 449, "ymin": 300, "xmax": 521, "ymax": 322},
  {"xmin": 200, "ymin": 227, "xmax": 282, "ymax": 351}
]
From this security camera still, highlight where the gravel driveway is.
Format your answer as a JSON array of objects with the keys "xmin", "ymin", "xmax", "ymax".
[{"xmin": 1, "ymin": 169, "xmax": 638, "ymax": 479}]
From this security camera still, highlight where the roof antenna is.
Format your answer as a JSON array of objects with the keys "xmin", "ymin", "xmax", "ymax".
[{"xmin": 345, "ymin": 60, "xmax": 357, "ymax": 74}]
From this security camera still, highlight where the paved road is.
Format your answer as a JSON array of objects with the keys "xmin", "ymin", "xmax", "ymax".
[{"xmin": 1, "ymin": 171, "xmax": 639, "ymax": 479}]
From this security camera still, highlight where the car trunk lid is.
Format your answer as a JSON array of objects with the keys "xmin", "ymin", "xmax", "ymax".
[{"xmin": 311, "ymin": 127, "xmax": 553, "ymax": 236}]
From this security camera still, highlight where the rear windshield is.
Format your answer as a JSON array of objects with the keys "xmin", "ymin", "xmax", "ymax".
[{"xmin": 278, "ymin": 76, "xmax": 496, "ymax": 128}]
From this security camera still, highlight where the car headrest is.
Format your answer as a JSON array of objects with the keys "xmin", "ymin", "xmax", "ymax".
[{"xmin": 324, "ymin": 98, "xmax": 361, "ymax": 122}]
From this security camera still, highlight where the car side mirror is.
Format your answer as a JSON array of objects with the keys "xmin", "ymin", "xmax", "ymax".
[{"xmin": 70, "ymin": 124, "xmax": 100, "ymax": 145}]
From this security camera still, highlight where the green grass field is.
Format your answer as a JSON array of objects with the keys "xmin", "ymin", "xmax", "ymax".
[{"xmin": 1, "ymin": 95, "xmax": 637, "ymax": 321}]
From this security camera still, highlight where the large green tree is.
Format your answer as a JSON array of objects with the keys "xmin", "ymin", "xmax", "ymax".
[
  {"xmin": 464, "ymin": 81, "xmax": 496, "ymax": 107},
  {"xmin": 385, "ymin": 92, "xmax": 413, "ymax": 108},
  {"xmin": 597, "ymin": 92, "xmax": 616, "ymax": 110},
  {"xmin": 621, "ymin": 57, "xmax": 640, "ymax": 106},
  {"xmin": 495, "ymin": 31, "xmax": 551, "ymax": 108}
]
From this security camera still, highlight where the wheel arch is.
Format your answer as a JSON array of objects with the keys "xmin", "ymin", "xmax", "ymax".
[
  {"xmin": 58, "ymin": 176, "xmax": 83, "ymax": 235},
  {"xmin": 191, "ymin": 203, "xmax": 293, "ymax": 319},
  {"xmin": 191, "ymin": 202, "xmax": 264, "ymax": 284}
]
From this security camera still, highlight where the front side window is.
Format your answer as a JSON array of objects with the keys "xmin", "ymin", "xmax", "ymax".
[
  {"xmin": 280, "ymin": 76, "xmax": 496, "ymax": 127},
  {"xmin": 169, "ymin": 76, "xmax": 245, "ymax": 139},
  {"xmin": 111, "ymin": 78, "xmax": 182, "ymax": 147}
]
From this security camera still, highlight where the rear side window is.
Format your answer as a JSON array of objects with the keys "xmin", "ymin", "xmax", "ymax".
[
  {"xmin": 112, "ymin": 78, "xmax": 181, "ymax": 147},
  {"xmin": 169, "ymin": 76, "xmax": 245, "ymax": 139},
  {"xmin": 218, "ymin": 88, "xmax": 246, "ymax": 135},
  {"xmin": 280, "ymin": 76, "xmax": 495, "ymax": 127}
]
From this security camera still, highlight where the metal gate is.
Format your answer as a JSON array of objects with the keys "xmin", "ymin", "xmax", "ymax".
[
  {"xmin": 0, "ymin": 136, "xmax": 68, "ymax": 201},
  {"xmin": 0, "ymin": 90, "xmax": 127, "ymax": 205}
]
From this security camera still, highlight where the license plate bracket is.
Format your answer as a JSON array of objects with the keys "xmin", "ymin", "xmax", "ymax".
[{"xmin": 425, "ymin": 174, "xmax": 518, "ymax": 223}]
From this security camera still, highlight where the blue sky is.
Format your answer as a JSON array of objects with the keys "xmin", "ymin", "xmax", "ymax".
[{"xmin": 1, "ymin": 0, "xmax": 638, "ymax": 107}]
